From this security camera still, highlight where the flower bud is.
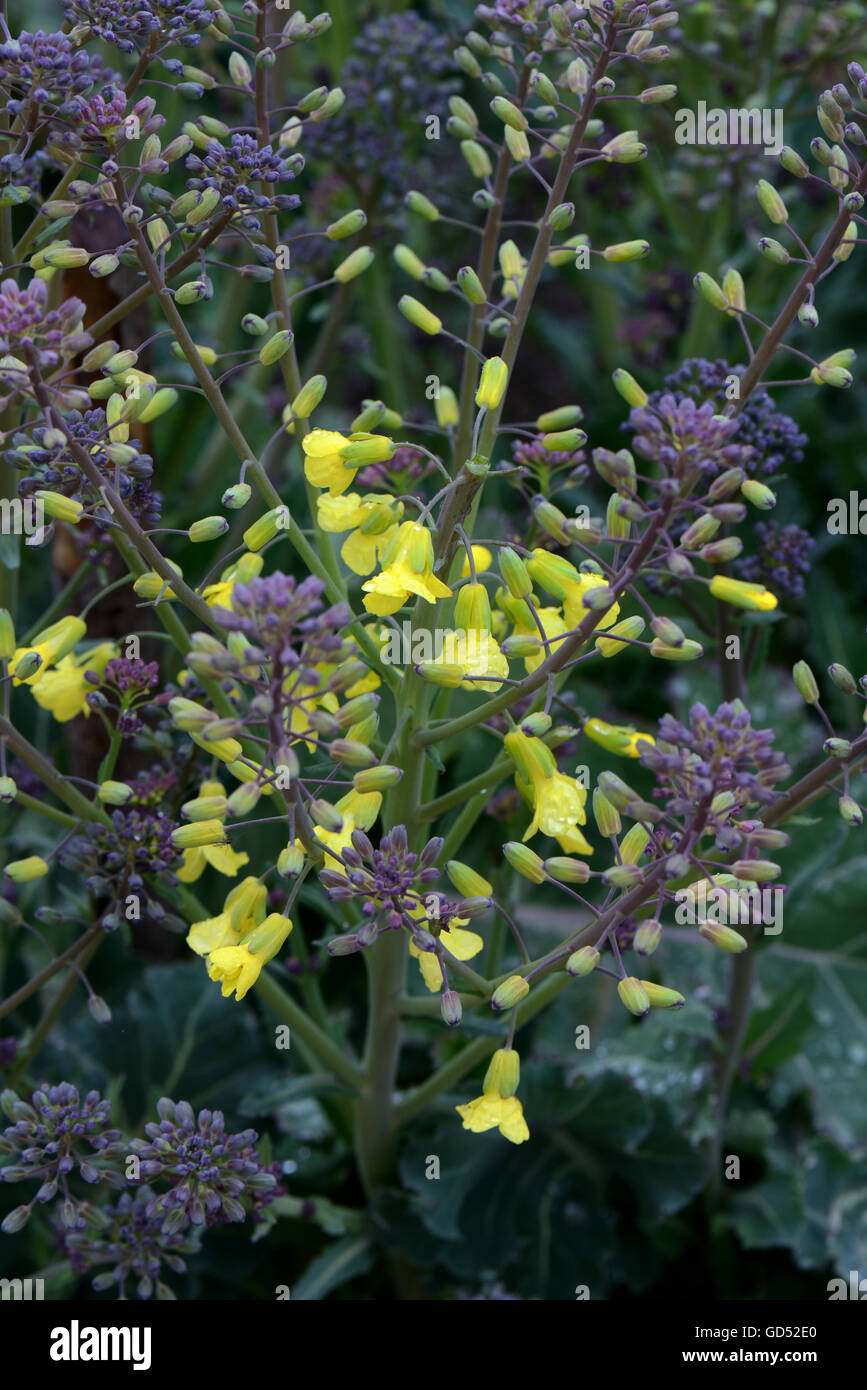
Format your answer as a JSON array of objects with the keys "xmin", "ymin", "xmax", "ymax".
[
  {"xmin": 491, "ymin": 975, "xmax": 530, "ymax": 1011},
  {"xmin": 5, "ymin": 855, "xmax": 49, "ymax": 882},
  {"xmin": 330, "ymin": 739, "xmax": 377, "ymax": 768},
  {"xmin": 289, "ymin": 375, "xmax": 327, "ymax": 420},
  {"xmin": 440, "ymin": 990, "xmax": 462, "ymax": 1027},
  {"xmin": 732, "ymin": 859, "xmax": 781, "ymax": 882},
  {"xmin": 779, "ymin": 146, "xmax": 809, "ymax": 177},
  {"xmin": 503, "ymin": 841, "xmax": 546, "ymax": 883},
  {"xmin": 476, "ymin": 356, "xmax": 508, "ymax": 409},
  {"xmin": 544, "ymin": 857, "xmax": 590, "ymax": 884},
  {"xmin": 709, "ymin": 576, "xmax": 778, "ymax": 612},
  {"xmin": 824, "ymin": 738, "xmax": 853, "ymax": 759},
  {"xmin": 498, "ymin": 547, "xmax": 533, "ymax": 599},
  {"xmin": 741, "ymin": 479, "xmax": 776, "ymax": 510},
  {"xmin": 828, "ymin": 663, "xmax": 857, "ymax": 695},
  {"xmin": 603, "ymin": 240, "xmax": 650, "ymax": 262},
  {"xmin": 634, "ymin": 921, "xmax": 662, "ymax": 956},
  {"xmin": 352, "ymin": 765, "xmax": 402, "ymax": 793},
  {"xmin": 460, "ymin": 139, "xmax": 492, "ymax": 179},
  {"xmin": 32, "ymin": 491, "xmax": 82, "ymax": 524},
  {"xmin": 793, "ymin": 659, "xmax": 819, "ymax": 704},
  {"xmin": 398, "ymin": 295, "xmax": 442, "ymax": 335},
  {"xmin": 617, "ymin": 977, "xmax": 651, "ymax": 1016},
  {"xmin": 97, "ymin": 780, "xmax": 133, "ymax": 805},
  {"xmin": 259, "ymin": 329, "xmax": 294, "ymax": 365},
  {"xmin": 189, "ymin": 515, "xmax": 229, "ymax": 543},
  {"xmin": 222, "ymin": 483, "xmax": 252, "ymax": 510},
  {"xmin": 756, "ymin": 179, "xmax": 788, "ymax": 223},
  {"xmin": 593, "ymin": 786, "xmax": 621, "ymax": 837},
  {"xmin": 326, "ymin": 209, "xmax": 367, "ymax": 240},
  {"xmin": 694, "ymin": 271, "xmax": 729, "ymax": 311},
  {"xmin": 612, "ymin": 368, "xmax": 647, "ymax": 408},
  {"xmin": 840, "ymin": 796, "xmax": 863, "ymax": 826},
  {"xmin": 700, "ymin": 922, "xmax": 749, "ymax": 953},
  {"xmin": 0, "ymin": 777, "xmax": 16, "ymax": 803},
  {"xmin": 457, "ymin": 266, "xmax": 486, "ymax": 304},
  {"xmin": 641, "ymin": 980, "xmax": 685, "ymax": 1009},
  {"xmin": 650, "ymin": 636, "xmax": 703, "ymax": 662},
  {"xmin": 491, "ymin": 95, "xmax": 527, "ymax": 131},
  {"xmin": 565, "ymin": 946, "xmax": 599, "ymax": 977},
  {"xmin": 619, "ymin": 823, "xmax": 650, "ymax": 865},
  {"xmin": 595, "ymin": 615, "xmax": 645, "ymax": 658},
  {"xmin": 182, "ymin": 794, "xmax": 227, "ymax": 822},
  {"xmin": 542, "ymin": 427, "xmax": 587, "ymax": 451},
  {"xmin": 243, "ymin": 505, "xmax": 290, "ymax": 552},
  {"xmin": 446, "ymin": 860, "xmax": 493, "ymax": 898},
  {"xmin": 171, "ymin": 820, "xmax": 227, "ymax": 849}
]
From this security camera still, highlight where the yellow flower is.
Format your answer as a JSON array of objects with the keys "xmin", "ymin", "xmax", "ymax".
[
  {"xmin": 186, "ymin": 875, "xmax": 266, "ymax": 956},
  {"xmin": 505, "ymin": 597, "xmax": 569, "ymax": 674},
  {"xmin": 431, "ymin": 628, "xmax": 509, "ymax": 692},
  {"xmin": 407, "ymin": 902, "xmax": 484, "ymax": 991},
  {"xmin": 206, "ymin": 912, "xmax": 293, "ymax": 1001},
  {"xmin": 505, "ymin": 728, "xmax": 593, "ymax": 855},
  {"xmin": 561, "ymin": 570, "xmax": 620, "ymax": 632},
  {"xmin": 176, "ymin": 780, "xmax": 250, "ymax": 883},
  {"xmin": 361, "ymin": 521, "xmax": 451, "ymax": 616},
  {"xmin": 456, "ymin": 1049, "xmax": 528, "ymax": 1143},
  {"xmin": 30, "ymin": 641, "xmax": 116, "ymax": 722},
  {"xmin": 301, "ymin": 428, "xmax": 356, "ymax": 495},
  {"xmin": 313, "ymin": 789, "xmax": 382, "ymax": 871},
  {"xmin": 316, "ymin": 492, "xmax": 403, "ymax": 575},
  {"xmin": 202, "ymin": 551, "xmax": 264, "ymax": 611},
  {"xmin": 10, "ymin": 616, "xmax": 86, "ymax": 686}
]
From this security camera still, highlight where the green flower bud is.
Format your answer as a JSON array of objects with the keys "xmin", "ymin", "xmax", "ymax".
[
  {"xmin": 542, "ymin": 427, "xmax": 587, "ymax": 451},
  {"xmin": 639, "ymin": 84, "xmax": 678, "ymax": 103},
  {"xmin": 0, "ymin": 777, "xmax": 16, "ymax": 803},
  {"xmin": 700, "ymin": 922, "xmax": 749, "ymax": 953},
  {"xmin": 650, "ymin": 637, "xmax": 703, "ymax": 662},
  {"xmin": 326, "ymin": 209, "xmax": 367, "ymax": 240},
  {"xmin": 593, "ymin": 786, "xmax": 621, "ymax": 837},
  {"xmin": 171, "ymin": 819, "xmax": 227, "ymax": 849},
  {"xmin": 405, "ymin": 190, "xmax": 440, "ymax": 221},
  {"xmin": 457, "ymin": 266, "xmax": 486, "ymax": 304},
  {"xmin": 11, "ymin": 651, "xmax": 42, "ymax": 681},
  {"xmin": 491, "ymin": 95, "xmax": 528, "ymax": 131},
  {"xmin": 188, "ymin": 515, "xmax": 229, "ymax": 543},
  {"xmin": 634, "ymin": 921, "xmax": 662, "ymax": 956},
  {"xmin": 503, "ymin": 841, "xmax": 546, "ymax": 883},
  {"xmin": 243, "ymin": 505, "xmax": 290, "ymax": 551},
  {"xmin": 619, "ymin": 823, "xmax": 650, "ymax": 865},
  {"xmin": 840, "ymin": 796, "xmax": 863, "ymax": 826},
  {"xmin": 329, "ymin": 739, "xmax": 377, "ymax": 768},
  {"xmin": 498, "ymin": 546, "xmax": 533, "ymax": 599},
  {"xmin": 309, "ymin": 88, "xmax": 345, "ymax": 122},
  {"xmin": 222, "ymin": 483, "xmax": 252, "ymax": 509},
  {"xmin": 394, "ymin": 243, "xmax": 426, "ymax": 280},
  {"xmin": 259, "ymin": 329, "xmax": 294, "ymax": 365},
  {"xmin": 540, "ymin": 855, "xmax": 589, "ymax": 885},
  {"xmin": 334, "ymin": 246, "xmax": 374, "ymax": 283},
  {"xmin": 455, "ymin": 46, "xmax": 482, "ymax": 78},
  {"xmin": 828, "ymin": 663, "xmax": 857, "ymax": 695},
  {"xmin": 186, "ymin": 186, "xmax": 221, "ymax": 226},
  {"xmin": 617, "ymin": 977, "xmax": 651, "ymax": 1016},
  {"xmin": 732, "ymin": 859, "xmax": 780, "ymax": 882},
  {"xmin": 181, "ymin": 794, "xmax": 227, "ymax": 822},
  {"xmin": 340, "ymin": 434, "xmax": 395, "ymax": 465},
  {"xmin": 603, "ymin": 240, "xmax": 650, "ymax": 262},
  {"xmin": 700, "ymin": 537, "xmax": 744, "ymax": 564},
  {"xmin": 612, "ymin": 368, "xmax": 648, "ymax": 408},
  {"xmin": 491, "ymin": 974, "xmax": 530, "ymax": 1011},
  {"xmin": 741, "ymin": 479, "xmax": 777, "ymax": 509},
  {"xmin": 824, "ymin": 738, "xmax": 853, "ymax": 759},
  {"xmin": 460, "ymin": 140, "xmax": 492, "ymax": 179},
  {"xmin": 278, "ymin": 843, "xmax": 305, "ymax": 876},
  {"xmin": 289, "ymin": 375, "xmax": 327, "ymax": 420},
  {"xmin": 89, "ymin": 253, "xmax": 120, "ymax": 278},
  {"xmin": 757, "ymin": 179, "xmax": 789, "ymax": 223},
  {"xmin": 43, "ymin": 246, "xmax": 90, "ymax": 269},
  {"xmin": 97, "ymin": 781, "xmax": 133, "ymax": 805},
  {"xmin": 226, "ymin": 783, "xmax": 261, "ymax": 818},
  {"xmin": 566, "ymin": 946, "xmax": 600, "ymax": 977},
  {"xmin": 694, "ymin": 271, "xmax": 729, "ymax": 311},
  {"xmin": 641, "ymin": 980, "xmax": 685, "ymax": 1009},
  {"xmin": 793, "ymin": 660, "xmax": 819, "ymax": 704},
  {"xmin": 603, "ymin": 864, "xmax": 643, "ymax": 889},
  {"xmin": 779, "ymin": 146, "xmax": 809, "ymax": 178},
  {"xmin": 4, "ymin": 856, "xmax": 49, "ymax": 882},
  {"xmin": 398, "ymin": 295, "xmax": 442, "ymax": 335},
  {"xmin": 241, "ymin": 314, "xmax": 269, "ymax": 338},
  {"xmin": 33, "ymin": 490, "xmax": 83, "ymax": 523},
  {"xmin": 352, "ymin": 765, "xmax": 403, "ymax": 793}
]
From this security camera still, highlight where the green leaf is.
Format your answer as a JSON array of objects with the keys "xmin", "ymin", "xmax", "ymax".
[
  {"xmin": 730, "ymin": 1170, "xmax": 805, "ymax": 1250},
  {"xmin": 292, "ymin": 1235, "xmax": 373, "ymax": 1300}
]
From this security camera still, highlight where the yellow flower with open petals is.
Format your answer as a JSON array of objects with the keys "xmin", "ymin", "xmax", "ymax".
[
  {"xmin": 456, "ymin": 1048, "xmax": 529, "ymax": 1143},
  {"xmin": 407, "ymin": 901, "xmax": 484, "ymax": 992},
  {"xmin": 314, "ymin": 789, "xmax": 382, "ymax": 871},
  {"xmin": 432, "ymin": 628, "xmax": 509, "ymax": 693},
  {"xmin": 302, "ymin": 428, "xmax": 355, "ymax": 495},
  {"xmin": 206, "ymin": 913, "xmax": 293, "ymax": 1001},
  {"xmin": 361, "ymin": 521, "xmax": 451, "ymax": 616},
  {"xmin": 506, "ymin": 728, "xmax": 593, "ymax": 856},
  {"xmin": 186, "ymin": 875, "xmax": 266, "ymax": 956},
  {"xmin": 30, "ymin": 641, "xmax": 116, "ymax": 722},
  {"xmin": 317, "ymin": 492, "xmax": 403, "ymax": 575}
]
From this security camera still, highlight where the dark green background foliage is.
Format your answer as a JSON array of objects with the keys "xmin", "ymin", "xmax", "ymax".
[{"xmin": 2, "ymin": 0, "xmax": 867, "ymax": 1299}]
